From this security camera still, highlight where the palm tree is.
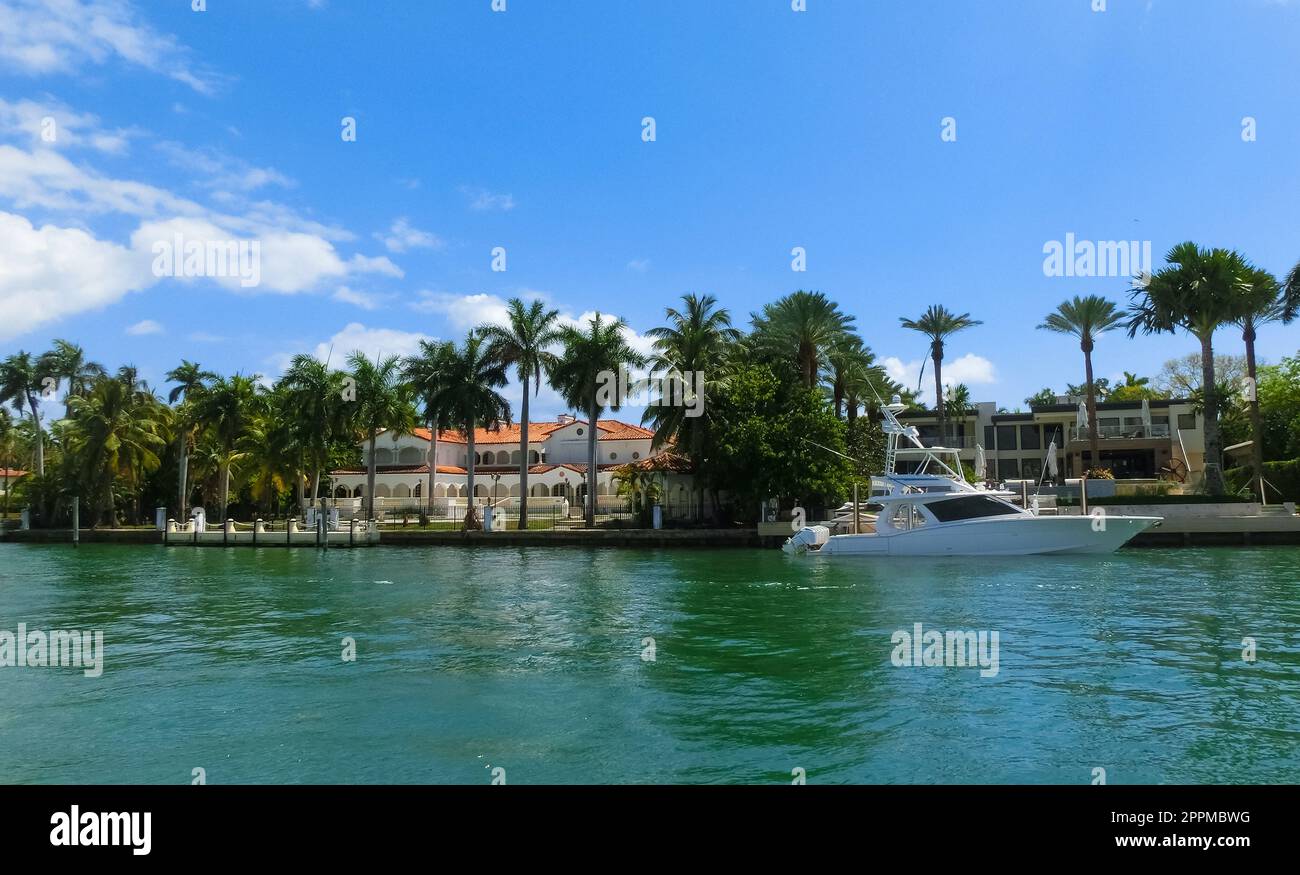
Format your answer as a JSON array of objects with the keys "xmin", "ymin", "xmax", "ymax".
[
  {"xmin": 403, "ymin": 340, "xmax": 457, "ymax": 515},
  {"xmin": 899, "ymin": 305, "xmax": 982, "ymax": 445},
  {"xmin": 165, "ymin": 360, "xmax": 215, "ymax": 520},
  {"xmin": 347, "ymin": 352, "xmax": 417, "ymax": 522},
  {"xmin": 423, "ymin": 334, "xmax": 510, "ymax": 529},
  {"xmin": 1231, "ymin": 264, "xmax": 1297, "ymax": 498},
  {"xmin": 1037, "ymin": 295, "xmax": 1125, "ymax": 469},
  {"xmin": 750, "ymin": 291, "xmax": 855, "ymax": 389},
  {"xmin": 38, "ymin": 340, "xmax": 105, "ymax": 418},
  {"xmin": 479, "ymin": 298, "xmax": 562, "ymax": 529},
  {"xmin": 240, "ymin": 389, "xmax": 297, "ymax": 518},
  {"xmin": 192, "ymin": 374, "xmax": 263, "ymax": 522},
  {"xmin": 64, "ymin": 377, "xmax": 167, "ymax": 526},
  {"xmin": 1127, "ymin": 242, "xmax": 1245, "ymax": 494},
  {"xmin": 944, "ymin": 383, "xmax": 973, "ymax": 445},
  {"xmin": 642, "ymin": 293, "xmax": 739, "ymax": 519},
  {"xmin": 0, "ymin": 352, "xmax": 46, "ymax": 476},
  {"xmin": 281, "ymin": 354, "xmax": 351, "ymax": 514},
  {"xmin": 0, "ymin": 407, "xmax": 14, "ymax": 518},
  {"xmin": 551, "ymin": 314, "xmax": 647, "ymax": 527}
]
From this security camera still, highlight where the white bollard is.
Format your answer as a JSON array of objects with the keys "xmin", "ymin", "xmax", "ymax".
[{"xmin": 224, "ymin": 519, "xmax": 235, "ymax": 535}]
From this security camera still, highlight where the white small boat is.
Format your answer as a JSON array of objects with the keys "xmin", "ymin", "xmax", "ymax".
[{"xmin": 784, "ymin": 398, "xmax": 1161, "ymax": 557}]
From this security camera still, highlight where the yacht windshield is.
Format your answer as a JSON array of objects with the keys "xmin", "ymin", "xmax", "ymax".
[{"xmin": 925, "ymin": 496, "xmax": 1023, "ymax": 522}]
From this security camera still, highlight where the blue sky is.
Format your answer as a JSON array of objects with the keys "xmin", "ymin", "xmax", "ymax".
[{"xmin": 1, "ymin": 0, "xmax": 1297, "ymax": 419}]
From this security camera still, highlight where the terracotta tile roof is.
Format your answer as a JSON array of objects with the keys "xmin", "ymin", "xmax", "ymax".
[
  {"xmin": 0, "ymin": 468, "xmax": 26, "ymax": 478},
  {"xmin": 616, "ymin": 452, "xmax": 695, "ymax": 474},
  {"xmin": 394, "ymin": 419, "xmax": 655, "ymax": 445},
  {"xmin": 330, "ymin": 464, "xmax": 468, "ymax": 475}
]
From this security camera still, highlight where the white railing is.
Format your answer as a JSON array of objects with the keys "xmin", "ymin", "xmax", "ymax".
[{"xmin": 1070, "ymin": 424, "xmax": 1171, "ymax": 442}]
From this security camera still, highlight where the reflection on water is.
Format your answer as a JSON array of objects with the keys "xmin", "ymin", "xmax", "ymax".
[{"xmin": 0, "ymin": 543, "xmax": 1297, "ymax": 784}]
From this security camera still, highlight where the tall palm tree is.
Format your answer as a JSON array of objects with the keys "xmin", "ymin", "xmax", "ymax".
[
  {"xmin": 192, "ymin": 374, "xmax": 263, "ymax": 522},
  {"xmin": 479, "ymin": 298, "xmax": 562, "ymax": 529},
  {"xmin": 1231, "ymin": 264, "xmax": 1297, "ymax": 498},
  {"xmin": 38, "ymin": 339, "xmax": 105, "ymax": 418},
  {"xmin": 240, "ymin": 389, "xmax": 297, "ymax": 518},
  {"xmin": 281, "ymin": 354, "xmax": 351, "ymax": 514},
  {"xmin": 642, "ymin": 293, "xmax": 739, "ymax": 519},
  {"xmin": 0, "ymin": 352, "xmax": 45, "ymax": 477},
  {"xmin": 899, "ymin": 305, "xmax": 982, "ymax": 445},
  {"xmin": 64, "ymin": 376, "xmax": 167, "ymax": 527},
  {"xmin": 750, "ymin": 290, "xmax": 855, "ymax": 389},
  {"xmin": 551, "ymin": 314, "xmax": 647, "ymax": 527},
  {"xmin": 1127, "ymin": 242, "xmax": 1245, "ymax": 494},
  {"xmin": 423, "ymin": 334, "xmax": 510, "ymax": 529},
  {"xmin": 1037, "ymin": 295, "xmax": 1125, "ymax": 469},
  {"xmin": 403, "ymin": 340, "xmax": 457, "ymax": 515},
  {"xmin": 165, "ymin": 360, "xmax": 216, "ymax": 520},
  {"xmin": 347, "ymin": 352, "xmax": 417, "ymax": 521}
]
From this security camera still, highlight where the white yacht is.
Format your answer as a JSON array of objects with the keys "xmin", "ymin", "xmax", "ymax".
[{"xmin": 784, "ymin": 398, "xmax": 1161, "ymax": 557}]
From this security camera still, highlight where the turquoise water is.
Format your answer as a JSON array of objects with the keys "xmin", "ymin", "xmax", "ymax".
[{"xmin": 1, "ymin": 543, "xmax": 1298, "ymax": 784}]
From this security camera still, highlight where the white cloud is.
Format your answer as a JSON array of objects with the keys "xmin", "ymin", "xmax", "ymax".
[
  {"xmin": 0, "ymin": 96, "xmax": 137, "ymax": 154},
  {"xmin": 0, "ymin": 0, "xmax": 221, "ymax": 93},
  {"xmin": 883, "ymin": 353, "xmax": 998, "ymax": 403},
  {"xmin": 375, "ymin": 217, "xmax": 442, "ymax": 253},
  {"xmin": 460, "ymin": 186, "xmax": 516, "ymax": 212},
  {"xmin": 627, "ymin": 258, "xmax": 650, "ymax": 273},
  {"xmin": 125, "ymin": 318, "xmax": 161, "ymax": 335},
  {"xmin": 410, "ymin": 291, "xmax": 511, "ymax": 332},
  {"xmin": 332, "ymin": 286, "xmax": 381, "ymax": 310},
  {"xmin": 311, "ymin": 322, "xmax": 432, "ymax": 365},
  {"xmin": 154, "ymin": 141, "xmax": 293, "ymax": 192},
  {"xmin": 0, "ymin": 210, "xmax": 154, "ymax": 341}
]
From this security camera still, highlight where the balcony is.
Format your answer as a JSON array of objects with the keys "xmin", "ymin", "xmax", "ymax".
[
  {"xmin": 1069, "ymin": 424, "xmax": 1170, "ymax": 442},
  {"xmin": 917, "ymin": 435, "xmax": 976, "ymax": 449}
]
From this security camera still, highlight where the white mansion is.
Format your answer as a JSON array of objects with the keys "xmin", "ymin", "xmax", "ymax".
[{"xmin": 329, "ymin": 414, "xmax": 691, "ymax": 512}]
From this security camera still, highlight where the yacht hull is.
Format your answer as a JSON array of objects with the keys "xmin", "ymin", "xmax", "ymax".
[{"xmin": 818, "ymin": 515, "xmax": 1161, "ymax": 557}]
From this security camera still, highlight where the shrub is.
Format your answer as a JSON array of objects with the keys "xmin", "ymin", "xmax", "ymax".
[{"xmin": 1225, "ymin": 459, "xmax": 1300, "ymax": 502}]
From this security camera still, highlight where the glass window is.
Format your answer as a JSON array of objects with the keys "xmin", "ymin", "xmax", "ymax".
[
  {"xmin": 998, "ymin": 458, "xmax": 1020, "ymax": 479},
  {"xmin": 1019, "ymin": 425, "xmax": 1041, "ymax": 450},
  {"xmin": 983, "ymin": 425, "xmax": 994, "ymax": 448},
  {"xmin": 996, "ymin": 425, "xmax": 1018, "ymax": 449},
  {"xmin": 926, "ymin": 496, "xmax": 1023, "ymax": 522},
  {"xmin": 1177, "ymin": 413, "xmax": 1196, "ymax": 430},
  {"xmin": 911, "ymin": 505, "xmax": 928, "ymax": 528}
]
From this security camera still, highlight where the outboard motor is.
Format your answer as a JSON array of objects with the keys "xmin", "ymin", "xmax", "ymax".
[{"xmin": 782, "ymin": 525, "xmax": 830, "ymax": 555}]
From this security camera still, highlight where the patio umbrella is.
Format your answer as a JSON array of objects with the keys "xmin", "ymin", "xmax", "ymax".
[
  {"xmin": 974, "ymin": 444, "xmax": 986, "ymax": 480},
  {"xmin": 1077, "ymin": 400, "xmax": 1088, "ymax": 429},
  {"xmin": 1141, "ymin": 397, "xmax": 1151, "ymax": 429},
  {"xmin": 1046, "ymin": 440, "xmax": 1059, "ymax": 480}
]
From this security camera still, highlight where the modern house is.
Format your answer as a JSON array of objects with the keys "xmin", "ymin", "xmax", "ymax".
[
  {"xmin": 898, "ymin": 397, "xmax": 1206, "ymax": 484},
  {"xmin": 328, "ymin": 416, "xmax": 693, "ymax": 514}
]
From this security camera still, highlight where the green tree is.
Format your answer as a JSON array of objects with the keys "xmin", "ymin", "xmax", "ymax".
[
  {"xmin": 37, "ymin": 339, "xmax": 105, "ymax": 418},
  {"xmin": 192, "ymin": 374, "xmax": 263, "ymax": 522},
  {"xmin": 281, "ymin": 354, "xmax": 352, "ymax": 513},
  {"xmin": 751, "ymin": 290, "xmax": 855, "ymax": 389},
  {"xmin": 165, "ymin": 360, "xmax": 215, "ymax": 520},
  {"xmin": 1038, "ymin": 295, "xmax": 1125, "ymax": 469},
  {"xmin": 1025, "ymin": 387, "xmax": 1057, "ymax": 408},
  {"xmin": 424, "ymin": 334, "xmax": 510, "ymax": 529},
  {"xmin": 899, "ymin": 305, "xmax": 982, "ymax": 445},
  {"xmin": 479, "ymin": 298, "xmax": 562, "ymax": 529},
  {"xmin": 1127, "ymin": 242, "xmax": 1246, "ymax": 494},
  {"xmin": 1230, "ymin": 264, "xmax": 1297, "ymax": 497},
  {"xmin": 642, "ymin": 293, "xmax": 740, "ymax": 520},
  {"xmin": 0, "ymin": 352, "xmax": 46, "ymax": 477},
  {"xmin": 347, "ymin": 353, "xmax": 417, "ymax": 522},
  {"xmin": 403, "ymin": 339, "xmax": 458, "ymax": 514},
  {"xmin": 551, "ymin": 314, "xmax": 647, "ymax": 527},
  {"xmin": 64, "ymin": 376, "xmax": 167, "ymax": 526}
]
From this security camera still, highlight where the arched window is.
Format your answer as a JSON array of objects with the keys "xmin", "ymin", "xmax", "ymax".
[
  {"xmin": 394, "ymin": 483, "xmax": 412, "ymax": 498},
  {"xmin": 354, "ymin": 485, "xmax": 365, "ymax": 497},
  {"xmin": 375, "ymin": 484, "xmax": 392, "ymax": 498},
  {"xmin": 398, "ymin": 447, "xmax": 422, "ymax": 465},
  {"xmin": 434, "ymin": 484, "xmax": 447, "ymax": 498},
  {"xmin": 474, "ymin": 484, "xmax": 489, "ymax": 497},
  {"xmin": 509, "ymin": 484, "xmax": 521, "ymax": 497},
  {"xmin": 334, "ymin": 486, "xmax": 349, "ymax": 499},
  {"xmin": 511, "ymin": 451, "xmax": 521, "ymax": 465},
  {"xmin": 531, "ymin": 483, "xmax": 549, "ymax": 497},
  {"xmin": 529, "ymin": 450, "xmax": 540, "ymax": 464},
  {"xmin": 413, "ymin": 482, "xmax": 422, "ymax": 497},
  {"xmin": 375, "ymin": 448, "xmax": 394, "ymax": 465}
]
